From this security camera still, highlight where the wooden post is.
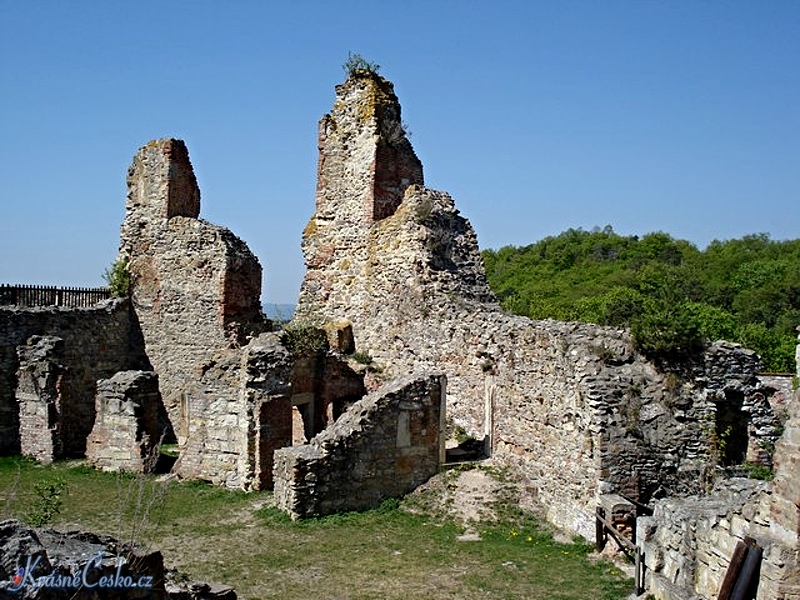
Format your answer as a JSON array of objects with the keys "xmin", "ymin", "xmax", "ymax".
[
  {"xmin": 595, "ymin": 506, "xmax": 606, "ymax": 552},
  {"xmin": 635, "ymin": 547, "xmax": 643, "ymax": 595},
  {"xmin": 718, "ymin": 540, "xmax": 750, "ymax": 600},
  {"xmin": 730, "ymin": 538, "xmax": 762, "ymax": 600},
  {"xmin": 483, "ymin": 375, "xmax": 495, "ymax": 457}
]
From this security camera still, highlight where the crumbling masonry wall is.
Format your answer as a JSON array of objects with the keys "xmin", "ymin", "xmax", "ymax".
[
  {"xmin": 638, "ymin": 385, "xmax": 800, "ymax": 600},
  {"xmin": 119, "ymin": 139, "xmax": 292, "ymax": 489},
  {"xmin": 120, "ymin": 138, "xmax": 266, "ymax": 445},
  {"xmin": 86, "ymin": 370, "xmax": 163, "ymax": 473},
  {"xmin": 177, "ymin": 332, "xmax": 292, "ymax": 490},
  {"xmin": 0, "ymin": 300, "xmax": 145, "ymax": 458},
  {"xmin": 295, "ymin": 74, "xmax": 782, "ymax": 538},
  {"xmin": 15, "ymin": 336, "xmax": 66, "ymax": 463},
  {"xmin": 273, "ymin": 373, "xmax": 445, "ymax": 518}
]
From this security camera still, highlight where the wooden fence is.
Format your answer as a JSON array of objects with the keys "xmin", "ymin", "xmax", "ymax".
[{"xmin": 0, "ymin": 284, "xmax": 111, "ymax": 308}]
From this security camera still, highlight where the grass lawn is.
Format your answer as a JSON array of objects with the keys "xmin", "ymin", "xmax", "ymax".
[{"xmin": 0, "ymin": 457, "xmax": 632, "ymax": 599}]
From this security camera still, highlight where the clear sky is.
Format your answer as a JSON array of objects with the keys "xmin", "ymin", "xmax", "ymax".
[{"xmin": 1, "ymin": 1, "xmax": 797, "ymax": 304}]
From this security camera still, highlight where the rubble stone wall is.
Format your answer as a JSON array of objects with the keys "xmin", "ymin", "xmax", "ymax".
[
  {"xmin": 119, "ymin": 139, "xmax": 266, "ymax": 443},
  {"xmin": 0, "ymin": 300, "xmax": 144, "ymax": 457},
  {"xmin": 273, "ymin": 373, "xmax": 445, "ymax": 519},
  {"xmin": 86, "ymin": 370, "xmax": 163, "ymax": 473},
  {"xmin": 176, "ymin": 333, "xmax": 292, "ymax": 490},
  {"xmin": 295, "ymin": 74, "xmax": 781, "ymax": 538},
  {"xmin": 15, "ymin": 336, "xmax": 66, "ymax": 463},
  {"xmin": 639, "ymin": 375, "xmax": 800, "ymax": 600}
]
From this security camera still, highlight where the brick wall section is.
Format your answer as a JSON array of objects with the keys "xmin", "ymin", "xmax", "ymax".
[
  {"xmin": 119, "ymin": 138, "xmax": 266, "ymax": 442},
  {"xmin": 295, "ymin": 75, "xmax": 782, "ymax": 538},
  {"xmin": 0, "ymin": 300, "xmax": 144, "ymax": 456},
  {"xmin": 15, "ymin": 336, "xmax": 65, "ymax": 462},
  {"xmin": 273, "ymin": 373, "xmax": 445, "ymax": 519},
  {"xmin": 86, "ymin": 370, "xmax": 163, "ymax": 473}
]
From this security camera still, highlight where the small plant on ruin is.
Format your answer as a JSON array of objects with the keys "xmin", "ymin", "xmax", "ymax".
[
  {"xmin": 103, "ymin": 256, "xmax": 132, "ymax": 297},
  {"xmin": 343, "ymin": 52, "xmax": 380, "ymax": 79},
  {"xmin": 351, "ymin": 350, "xmax": 373, "ymax": 365},
  {"xmin": 742, "ymin": 462, "xmax": 774, "ymax": 481},
  {"xmin": 26, "ymin": 476, "xmax": 67, "ymax": 526},
  {"xmin": 705, "ymin": 420, "xmax": 733, "ymax": 468},
  {"xmin": 281, "ymin": 324, "xmax": 328, "ymax": 357}
]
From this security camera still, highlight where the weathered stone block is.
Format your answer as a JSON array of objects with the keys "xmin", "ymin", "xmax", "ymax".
[
  {"xmin": 16, "ymin": 336, "xmax": 65, "ymax": 463},
  {"xmin": 86, "ymin": 370, "xmax": 163, "ymax": 473}
]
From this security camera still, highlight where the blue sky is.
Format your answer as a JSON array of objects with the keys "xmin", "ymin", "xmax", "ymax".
[{"xmin": 1, "ymin": 1, "xmax": 798, "ymax": 304}]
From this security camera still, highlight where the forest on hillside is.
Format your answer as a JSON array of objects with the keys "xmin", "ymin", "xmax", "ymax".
[{"xmin": 481, "ymin": 227, "xmax": 800, "ymax": 372}]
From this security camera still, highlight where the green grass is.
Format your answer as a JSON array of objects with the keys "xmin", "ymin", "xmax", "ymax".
[{"xmin": 0, "ymin": 457, "xmax": 632, "ymax": 599}]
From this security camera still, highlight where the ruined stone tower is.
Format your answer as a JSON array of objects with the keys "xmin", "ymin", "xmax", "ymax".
[
  {"xmin": 120, "ymin": 138, "xmax": 266, "ymax": 440},
  {"xmin": 298, "ymin": 73, "xmax": 495, "ymax": 323}
]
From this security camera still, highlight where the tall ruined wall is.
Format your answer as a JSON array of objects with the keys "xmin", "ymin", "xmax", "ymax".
[
  {"xmin": 296, "ymin": 75, "xmax": 781, "ymax": 537},
  {"xmin": 0, "ymin": 300, "xmax": 144, "ymax": 456},
  {"xmin": 119, "ymin": 138, "xmax": 266, "ymax": 442}
]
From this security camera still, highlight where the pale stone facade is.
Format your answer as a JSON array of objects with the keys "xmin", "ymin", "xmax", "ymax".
[{"xmin": 120, "ymin": 138, "xmax": 266, "ymax": 445}]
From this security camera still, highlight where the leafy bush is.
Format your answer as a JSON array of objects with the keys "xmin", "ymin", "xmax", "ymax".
[
  {"xmin": 26, "ymin": 477, "xmax": 67, "ymax": 526},
  {"xmin": 102, "ymin": 256, "xmax": 132, "ymax": 297},
  {"xmin": 482, "ymin": 228, "xmax": 800, "ymax": 370},
  {"xmin": 281, "ymin": 325, "xmax": 328, "ymax": 357}
]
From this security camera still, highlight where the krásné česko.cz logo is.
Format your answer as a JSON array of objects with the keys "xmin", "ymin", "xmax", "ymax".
[{"xmin": 8, "ymin": 550, "xmax": 153, "ymax": 593}]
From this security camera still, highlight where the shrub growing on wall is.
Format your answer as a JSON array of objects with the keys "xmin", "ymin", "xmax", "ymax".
[
  {"xmin": 102, "ymin": 257, "xmax": 132, "ymax": 298},
  {"xmin": 343, "ymin": 52, "xmax": 380, "ymax": 79}
]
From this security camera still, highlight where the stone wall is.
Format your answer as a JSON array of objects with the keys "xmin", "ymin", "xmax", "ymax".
[
  {"xmin": 117, "ymin": 138, "xmax": 296, "ymax": 489},
  {"xmin": 15, "ymin": 336, "xmax": 66, "ymax": 463},
  {"xmin": 295, "ymin": 74, "xmax": 781, "ymax": 538},
  {"xmin": 0, "ymin": 300, "xmax": 144, "ymax": 457},
  {"xmin": 86, "ymin": 370, "xmax": 164, "ymax": 473},
  {"xmin": 639, "ymin": 390, "xmax": 800, "ymax": 599},
  {"xmin": 119, "ymin": 138, "xmax": 266, "ymax": 444},
  {"xmin": 176, "ymin": 333, "xmax": 292, "ymax": 490},
  {"xmin": 273, "ymin": 373, "xmax": 445, "ymax": 519}
]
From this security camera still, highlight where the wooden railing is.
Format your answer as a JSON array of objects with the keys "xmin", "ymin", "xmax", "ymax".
[
  {"xmin": 0, "ymin": 284, "xmax": 111, "ymax": 308},
  {"xmin": 596, "ymin": 505, "xmax": 647, "ymax": 595}
]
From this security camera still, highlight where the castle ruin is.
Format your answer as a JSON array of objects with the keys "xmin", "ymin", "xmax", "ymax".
[{"xmin": 0, "ymin": 71, "xmax": 797, "ymax": 599}]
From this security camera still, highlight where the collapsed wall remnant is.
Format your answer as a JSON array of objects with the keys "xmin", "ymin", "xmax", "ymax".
[
  {"xmin": 295, "ymin": 72, "xmax": 783, "ymax": 538},
  {"xmin": 15, "ymin": 336, "xmax": 65, "ymax": 463},
  {"xmin": 118, "ymin": 139, "xmax": 294, "ymax": 489},
  {"xmin": 176, "ymin": 332, "xmax": 293, "ymax": 490},
  {"xmin": 639, "ymin": 386, "xmax": 800, "ymax": 600},
  {"xmin": 286, "ymin": 325, "xmax": 366, "ymax": 443},
  {"xmin": 86, "ymin": 370, "xmax": 163, "ymax": 473},
  {"xmin": 0, "ymin": 300, "xmax": 146, "ymax": 458},
  {"xmin": 274, "ymin": 373, "xmax": 445, "ymax": 518}
]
